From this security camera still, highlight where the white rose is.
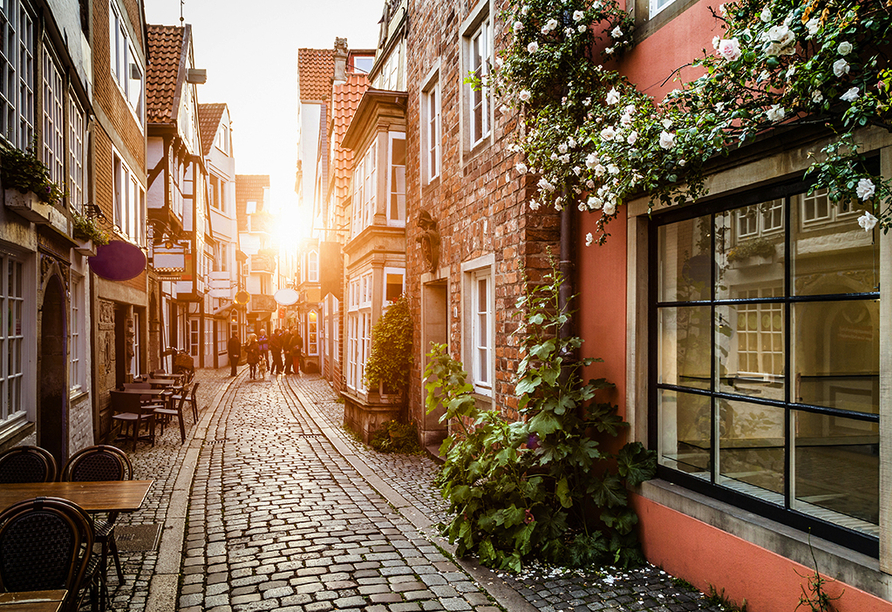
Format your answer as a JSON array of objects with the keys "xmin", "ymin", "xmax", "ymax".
[
  {"xmin": 627, "ymin": 131, "xmax": 638, "ymax": 145},
  {"xmin": 568, "ymin": 137, "xmax": 577, "ymax": 148},
  {"xmin": 521, "ymin": 5, "xmax": 529, "ymax": 16},
  {"xmin": 611, "ymin": 26, "xmax": 623, "ymax": 39},
  {"xmin": 573, "ymin": 166, "xmax": 582, "ymax": 175},
  {"xmin": 516, "ymin": 163, "xmax": 528, "ymax": 175},
  {"xmin": 856, "ymin": 178, "xmax": 876, "ymax": 201},
  {"xmin": 766, "ymin": 104, "xmax": 785, "ymax": 121},
  {"xmin": 620, "ymin": 113, "xmax": 633, "ymax": 126},
  {"xmin": 565, "ymin": 27, "xmax": 574, "ymax": 37},
  {"xmin": 573, "ymin": 10, "xmax": 585, "ymax": 21},
  {"xmin": 603, "ymin": 201, "xmax": 617, "ymax": 216},
  {"xmin": 760, "ymin": 6, "xmax": 772, "ymax": 22},
  {"xmin": 559, "ymin": 154, "xmax": 571, "ymax": 164},
  {"xmin": 513, "ymin": 21, "xmax": 524, "ymax": 34},
  {"xmin": 519, "ymin": 90, "xmax": 531, "ymax": 102},
  {"xmin": 858, "ymin": 211, "xmax": 878, "ymax": 231},
  {"xmin": 662, "ymin": 118, "xmax": 673, "ymax": 129},
  {"xmin": 545, "ymin": 18, "xmax": 558, "ymax": 32},
  {"xmin": 585, "ymin": 153, "xmax": 599, "ymax": 168},
  {"xmin": 838, "ymin": 41, "xmax": 853, "ymax": 56},
  {"xmin": 718, "ymin": 38, "xmax": 742, "ymax": 61},
  {"xmin": 606, "ymin": 88, "xmax": 621, "ymax": 105},
  {"xmin": 812, "ymin": 90, "xmax": 824, "ymax": 104},
  {"xmin": 527, "ymin": 41, "xmax": 539, "ymax": 53},
  {"xmin": 529, "ymin": 199, "xmax": 540, "ymax": 211},
  {"xmin": 833, "ymin": 59, "xmax": 850, "ymax": 78},
  {"xmin": 604, "ymin": 46, "xmax": 614, "ymax": 55},
  {"xmin": 806, "ymin": 18, "xmax": 820, "ymax": 36},
  {"xmin": 841, "ymin": 87, "xmax": 860, "ymax": 102},
  {"xmin": 538, "ymin": 177, "xmax": 555, "ymax": 192},
  {"xmin": 587, "ymin": 196, "xmax": 602, "ymax": 209},
  {"xmin": 558, "ymin": 143, "xmax": 568, "ymax": 154},
  {"xmin": 600, "ymin": 126, "xmax": 617, "ymax": 141},
  {"xmin": 712, "ymin": 35, "xmax": 721, "ymax": 50},
  {"xmin": 594, "ymin": 164, "xmax": 606, "ymax": 176},
  {"xmin": 607, "ymin": 164, "xmax": 619, "ymax": 175},
  {"xmin": 585, "ymin": 232, "xmax": 594, "ymax": 247},
  {"xmin": 578, "ymin": 25, "xmax": 587, "ymax": 33},
  {"xmin": 659, "ymin": 131, "xmax": 675, "ymax": 149}
]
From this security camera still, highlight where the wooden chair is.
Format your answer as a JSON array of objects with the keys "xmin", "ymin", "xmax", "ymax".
[
  {"xmin": 169, "ymin": 382, "xmax": 200, "ymax": 422},
  {"xmin": 0, "ymin": 445, "xmax": 57, "ymax": 483},
  {"xmin": 153, "ymin": 390, "xmax": 186, "ymax": 443},
  {"xmin": 109, "ymin": 391, "xmax": 156, "ymax": 451},
  {"xmin": 62, "ymin": 446, "xmax": 132, "ymax": 587},
  {"xmin": 0, "ymin": 496, "xmax": 99, "ymax": 612}
]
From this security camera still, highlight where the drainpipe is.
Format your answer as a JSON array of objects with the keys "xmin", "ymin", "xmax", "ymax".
[{"xmin": 559, "ymin": 188, "xmax": 576, "ymax": 382}]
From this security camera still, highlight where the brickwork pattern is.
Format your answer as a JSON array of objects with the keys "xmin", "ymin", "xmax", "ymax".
[{"xmin": 404, "ymin": 0, "xmax": 560, "ymax": 427}]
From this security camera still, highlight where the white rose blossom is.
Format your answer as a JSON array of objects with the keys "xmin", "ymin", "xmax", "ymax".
[
  {"xmin": 766, "ymin": 104, "xmax": 785, "ymax": 121},
  {"xmin": 856, "ymin": 178, "xmax": 876, "ymax": 200},
  {"xmin": 585, "ymin": 153, "xmax": 599, "ymax": 168},
  {"xmin": 712, "ymin": 35, "xmax": 721, "ymax": 50},
  {"xmin": 568, "ymin": 137, "xmax": 577, "ymax": 148},
  {"xmin": 600, "ymin": 126, "xmax": 617, "ymax": 141},
  {"xmin": 718, "ymin": 38, "xmax": 742, "ymax": 61},
  {"xmin": 559, "ymin": 154, "xmax": 571, "ymax": 164},
  {"xmin": 611, "ymin": 26, "xmax": 623, "ymax": 39},
  {"xmin": 565, "ymin": 27, "xmax": 574, "ymax": 37},
  {"xmin": 578, "ymin": 25, "xmax": 587, "ymax": 33},
  {"xmin": 833, "ymin": 59, "xmax": 850, "ymax": 78},
  {"xmin": 527, "ymin": 41, "xmax": 539, "ymax": 53},
  {"xmin": 806, "ymin": 18, "xmax": 820, "ymax": 36},
  {"xmin": 607, "ymin": 164, "xmax": 619, "ymax": 175},
  {"xmin": 838, "ymin": 41, "xmax": 853, "ymax": 56},
  {"xmin": 513, "ymin": 21, "xmax": 524, "ymax": 34},
  {"xmin": 573, "ymin": 10, "xmax": 585, "ymax": 21},
  {"xmin": 606, "ymin": 88, "xmax": 621, "ymax": 105},
  {"xmin": 521, "ymin": 5, "xmax": 529, "ymax": 15},
  {"xmin": 603, "ymin": 201, "xmax": 617, "ymax": 216},
  {"xmin": 519, "ymin": 90, "xmax": 531, "ymax": 102},
  {"xmin": 662, "ymin": 118, "xmax": 673, "ymax": 129},
  {"xmin": 558, "ymin": 143, "xmax": 568, "ymax": 154},
  {"xmin": 594, "ymin": 164, "xmax": 606, "ymax": 176},
  {"xmin": 585, "ymin": 232, "xmax": 594, "ymax": 247},
  {"xmin": 529, "ymin": 199, "xmax": 540, "ymax": 211},
  {"xmin": 516, "ymin": 163, "xmax": 528, "ymax": 175},
  {"xmin": 760, "ymin": 6, "xmax": 772, "ymax": 22},
  {"xmin": 627, "ymin": 131, "xmax": 639, "ymax": 145},
  {"xmin": 659, "ymin": 131, "xmax": 675, "ymax": 149},
  {"xmin": 587, "ymin": 196, "xmax": 602, "ymax": 209},
  {"xmin": 841, "ymin": 87, "xmax": 860, "ymax": 103},
  {"xmin": 812, "ymin": 90, "xmax": 824, "ymax": 104},
  {"xmin": 605, "ymin": 46, "xmax": 614, "ymax": 54},
  {"xmin": 538, "ymin": 177, "xmax": 555, "ymax": 192},
  {"xmin": 858, "ymin": 211, "xmax": 878, "ymax": 231}
]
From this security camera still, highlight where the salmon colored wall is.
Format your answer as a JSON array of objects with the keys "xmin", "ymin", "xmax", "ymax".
[
  {"xmin": 576, "ymin": 208, "xmax": 627, "ymax": 419},
  {"xmin": 631, "ymin": 494, "xmax": 892, "ymax": 612}
]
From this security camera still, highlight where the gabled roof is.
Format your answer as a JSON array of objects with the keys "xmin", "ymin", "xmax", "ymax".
[
  {"xmin": 199, "ymin": 103, "xmax": 227, "ymax": 155},
  {"xmin": 298, "ymin": 48, "xmax": 335, "ymax": 102},
  {"xmin": 147, "ymin": 24, "xmax": 187, "ymax": 124},
  {"xmin": 329, "ymin": 73, "xmax": 369, "ymax": 205}
]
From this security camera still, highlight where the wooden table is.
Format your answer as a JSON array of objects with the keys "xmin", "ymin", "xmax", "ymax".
[
  {"xmin": 118, "ymin": 387, "xmax": 168, "ymax": 397},
  {"xmin": 144, "ymin": 378, "xmax": 177, "ymax": 388},
  {"xmin": 0, "ymin": 480, "xmax": 153, "ymax": 513},
  {"xmin": 0, "ymin": 590, "xmax": 66, "ymax": 611}
]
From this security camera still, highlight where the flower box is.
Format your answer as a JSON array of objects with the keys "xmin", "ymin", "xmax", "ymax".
[
  {"xmin": 4, "ymin": 188, "xmax": 54, "ymax": 224},
  {"xmin": 73, "ymin": 238, "xmax": 96, "ymax": 257}
]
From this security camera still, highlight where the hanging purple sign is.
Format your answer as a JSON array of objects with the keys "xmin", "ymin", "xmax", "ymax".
[{"xmin": 89, "ymin": 240, "xmax": 147, "ymax": 281}]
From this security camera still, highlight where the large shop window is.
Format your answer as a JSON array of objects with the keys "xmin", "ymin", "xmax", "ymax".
[
  {"xmin": 652, "ymin": 181, "xmax": 880, "ymax": 555},
  {"xmin": 0, "ymin": 255, "xmax": 24, "ymax": 422}
]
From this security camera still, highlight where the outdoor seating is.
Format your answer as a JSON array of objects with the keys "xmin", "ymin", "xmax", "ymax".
[
  {"xmin": 109, "ymin": 391, "xmax": 156, "ymax": 451},
  {"xmin": 0, "ymin": 446, "xmax": 57, "ymax": 483},
  {"xmin": 153, "ymin": 390, "xmax": 187, "ymax": 443},
  {"xmin": 0, "ymin": 496, "xmax": 99, "ymax": 612},
  {"xmin": 61, "ymin": 446, "xmax": 133, "ymax": 588},
  {"xmin": 169, "ymin": 383, "xmax": 200, "ymax": 422},
  {"xmin": 122, "ymin": 382, "xmax": 151, "ymax": 390}
]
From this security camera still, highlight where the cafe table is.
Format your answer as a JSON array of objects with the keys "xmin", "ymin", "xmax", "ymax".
[
  {"xmin": 0, "ymin": 590, "xmax": 67, "ymax": 611},
  {"xmin": 144, "ymin": 378, "xmax": 177, "ymax": 388},
  {"xmin": 0, "ymin": 480, "xmax": 153, "ymax": 513}
]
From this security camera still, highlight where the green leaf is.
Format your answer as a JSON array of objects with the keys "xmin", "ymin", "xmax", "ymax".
[{"xmin": 555, "ymin": 477, "xmax": 572, "ymax": 508}]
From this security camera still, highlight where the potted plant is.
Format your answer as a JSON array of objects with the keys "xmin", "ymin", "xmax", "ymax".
[
  {"xmin": 1, "ymin": 142, "xmax": 66, "ymax": 223},
  {"xmin": 364, "ymin": 294, "xmax": 413, "ymax": 399},
  {"xmin": 71, "ymin": 209, "xmax": 110, "ymax": 255}
]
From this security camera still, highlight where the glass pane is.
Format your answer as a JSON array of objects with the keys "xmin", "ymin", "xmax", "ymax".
[
  {"xmin": 715, "ymin": 201, "xmax": 785, "ymax": 301},
  {"xmin": 717, "ymin": 399, "xmax": 784, "ymax": 504},
  {"xmin": 717, "ymin": 301, "xmax": 784, "ymax": 401},
  {"xmin": 658, "ymin": 306, "xmax": 711, "ymax": 390},
  {"xmin": 793, "ymin": 300, "xmax": 878, "ymax": 414},
  {"xmin": 792, "ymin": 191, "xmax": 879, "ymax": 296},
  {"xmin": 658, "ymin": 390, "xmax": 711, "ymax": 477},
  {"xmin": 793, "ymin": 411, "xmax": 878, "ymax": 536},
  {"xmin": 658, "ymin": 213, "xmax": 713, "ymax": 302}
]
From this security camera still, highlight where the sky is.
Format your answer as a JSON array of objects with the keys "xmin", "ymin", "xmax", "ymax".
[{"xmin": 144, "ymin": 0, "xmax": 383, "ymax": 221}]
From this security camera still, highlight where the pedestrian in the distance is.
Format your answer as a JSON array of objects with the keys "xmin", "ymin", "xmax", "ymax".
[
  {"xmin": 291, "ymin": 332, "xmax": 303, "ymax": 375},
  {"xmin": 258, "ymin": 330, "xmax": 270, "ymax": 370},
  {"xmin": 246, "ymin": 333, "xmax": 260, "ymax": 380},
  {"xmin": 227, "ymin": 333, "xmax": 241, "ymax": 377},
  {"xmin": 282, "ymin": 329, "xmax": 294, "ymax": 375},
  {"xmin": 270, "ymin": 329, "xmax": 283, "ymax": 375}
]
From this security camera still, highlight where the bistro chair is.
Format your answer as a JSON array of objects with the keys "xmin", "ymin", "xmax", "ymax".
[
  {"xmin": 61, "ymin": 446, "xmax": 132, "ymax": 586},
  {"xmin": 153, "ymin": 389, "xmax": 187, "ymax": 443},
  {"xmin": 109, "ymin": 391, "xmax": 157, "ymax": 451},
  {"xmin": 0, "ymin": 496, "xmax": 99, "ymax": 612},
  {"xmin": 169, "ymin": 382, "xmax": 200, "ymax": 422},
  {"xmin": 0, "ymin": 445, "xmax": 57, "ymax": 483}
]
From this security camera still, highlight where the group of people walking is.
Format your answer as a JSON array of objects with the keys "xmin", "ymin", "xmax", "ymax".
[{"xmin": 227, "ymin": 328, "xmax": 303, "ymax": 379}]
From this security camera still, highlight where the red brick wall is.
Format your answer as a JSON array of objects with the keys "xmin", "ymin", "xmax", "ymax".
[{"xmin": 405, "ymin": 0, "xmax": 560, "ymax": 427}]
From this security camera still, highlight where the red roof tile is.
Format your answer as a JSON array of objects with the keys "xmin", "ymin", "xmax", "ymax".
[
  {"xmin": 298, "ymin": 48, "xmax": 335, "ymax": 101},
  {"xmin": 147, "ymin": 25, "xmax": 186, "ymax": 125},
  {"xmin": 199, "ymin": 103, "xmax": 226, "ymax": 156},
  {"xmin": 330, "ymin": 73, "xmax": 369, "ymax": 205}
]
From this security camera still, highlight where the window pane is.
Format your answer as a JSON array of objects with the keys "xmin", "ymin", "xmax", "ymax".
[
  {"xmin": 717, "ymin": 399, "xmax": 785, "ymax": 504},
  {"xmin": 658, "ymin": 389, "xmax": 711, "ymax": 476},
  {"xmin": 390, "ymin": 137, "xmax": 406, "ymax": 221},
  {"xmin": 717, "ymin": 300, "xmax": 784, "ymax": 401},
  {"xmin": 793, "ymin": 300, "xmax": 879, "ymax": 414},
  {"xmin": 658, "ymin": 214, "xmax": 712, "ymax": 302},
  {"xmin": 716, "ymin": 201, "xmax": 785, "ymax": 301},
  {"xmin": 793, "ymin": 411, "xmax": 878, "ymax": 536},
  {"xmin": 658, "ymin": 306, "xmax": 711, "ymax": 390},
  {"xmin": 792, "ymin": 192, "xmax": 878, "ymax": 296}
]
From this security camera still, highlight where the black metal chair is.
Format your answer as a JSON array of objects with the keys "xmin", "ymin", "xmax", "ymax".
[
  {"xmin": 169, "ymin": 382, "xmax": 200, "ymax": 422},
  {"xmin": 0, "ymin": 496, "xmax": 99, "ymax": 612},
  {"xmin": 61, "ymin": 445, "xmax": 132, "ymax": 587},
  {"xmin": 0, "ymin": 445, "xmax": 58, "ymax": 483},
  {"xmin": 109, "ymin": 391, "xmax": 156, "ymax": 451},
  {"xmin": 153, "ymin": 388, "xmax": 187, "ymax": 443}
]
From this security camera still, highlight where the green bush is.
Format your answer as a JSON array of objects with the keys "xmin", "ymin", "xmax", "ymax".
[
  {"xmin": 364, "ymin": 294, "xmax": 412, "ymax": 394},
  {"xmin": 370, "ymin": 420, "xmax": 421, "ymax": 454},
  {"xmin": 425, "ymin": 262, "xmax": 656, "ymax": 572},
  {"xmin": 0, "ymin": 142, "xmax": 65, "ymax": 206}
]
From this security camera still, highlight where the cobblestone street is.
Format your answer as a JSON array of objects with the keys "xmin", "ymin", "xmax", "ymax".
[{"xmin": 102, "ymin": 368, "xmax": 731, "ymax": 612}]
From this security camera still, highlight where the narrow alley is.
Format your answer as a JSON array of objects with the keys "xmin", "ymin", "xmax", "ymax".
[{"xmin": 102, "ymin": 368, "xmax": 727, "ymax": 612}]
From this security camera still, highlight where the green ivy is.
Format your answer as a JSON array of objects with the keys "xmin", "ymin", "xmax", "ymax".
[
  {"xmin": 71, "ymin": 209, "xmax": 111, "ymax": 245},
  {"xmin": 370, "ymin": 420, "xmax": 422, "ymax": 454},
  {"xmin": 425, "ymin": 263, "xmax": 656, "ymax": 572},
  {"xmin": 0, "ymin": 141, "xmax": 66, "ymax": 206},
  {"xmin": 364, "ymin": 294, "xmax": 413, "ymax": 393}
]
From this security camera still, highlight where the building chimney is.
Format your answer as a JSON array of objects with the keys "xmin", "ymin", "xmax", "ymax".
[{"xmin": 333, "ymin": 37, "xmax": 348, "ymax": 85}]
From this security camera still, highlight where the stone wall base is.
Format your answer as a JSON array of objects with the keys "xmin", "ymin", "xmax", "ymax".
[{"xmin": 342, "ymin": 390, "xmax": 406, "ymax": 444}]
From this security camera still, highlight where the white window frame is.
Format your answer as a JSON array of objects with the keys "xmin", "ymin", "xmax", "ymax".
[
  {"xmin": 113, "ymin": 151, "xmax": 146, "ymax": 246},
  {"xmin": 69, "ymin": 274, "xmax": 85, "ymax": 394},
  {"xmin": 129, "ymin": 311, "xmax": 141, "ymax": 378},
  {"xmin": 189, "ymin": 319, "xmax": 199, "ymax": 357},
  {"xmin": 109, "ymin": 0, "xmax": 144, "ymax": 126},
  {"xmin": 383, "ymin": 267, "xmax": 405, "ymax": 308},
  {"xmin": 351, "ymin": 141, "xmax": 377, "ymax": 237},
  {"xmin": 41, "ymin": 44, "xmax": 63, "ymax": 187},
  {"xmin": 462, "ymin": 3, "xmax": 492, "ymax": 152},
  {"xmin": 68, "ymin": 95, "xmax": 86, "ymax": 212},
  {"xmin": 649, "ymin": 0, "xmax": 676, "ymax": 18},
  {"xmin": 0, "ymin": 1, "xmax": 35, "ymax": 148},
  {"xmin": 214, "ymin": 123, "xmax": 229, "ymax": 154},
  {"xmin": 307, "ymin": 310, "xmax": 318, "ymax": 356},
  {"xmin": 307, "ymin": 250, "xmax": 319, "ymax": 283},
  {"xmin": 387, "ymin": 132, "xmax": 406, "ymax": 226},
  {"xmin": 462, "ymin": 255, "xmax": 495, "ymax": 396},
  {"xmin": 421, "ymin": 70, "xmax": 441, "ymax": 184}
]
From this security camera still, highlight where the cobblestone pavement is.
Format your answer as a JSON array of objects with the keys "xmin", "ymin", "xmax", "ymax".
[{"xmin": 97, "ymin": 368, "xmax": 733, "ymax": 612}]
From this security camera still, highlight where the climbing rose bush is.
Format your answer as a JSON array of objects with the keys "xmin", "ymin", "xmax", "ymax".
[{"xmin": 495, "ymin": 0, "xmax": 892, "ymax": 244}]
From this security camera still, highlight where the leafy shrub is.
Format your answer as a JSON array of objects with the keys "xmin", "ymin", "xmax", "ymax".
[
  {"xmin": 0, "ymin": 142, "xmax": 65, "ymax": 205},
  {"xmin": 364, "ymin": 294, "xmax": 412, "ymax": 394},
  {"xmin": 370, "ymin": 420, "xmax": 421, "ymax": 454},
  {"xmin": 425, "ymin": 264, "xmax": 656, "ymax": 572},
  {"xmin": 71, "ymin": 209, "xmax": 110, "ymax": 245}
]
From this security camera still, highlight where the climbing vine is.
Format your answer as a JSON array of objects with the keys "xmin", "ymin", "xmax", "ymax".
[{"xmin": 495, "ymin": 0, "xmax": 892, "ymax": 244}]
